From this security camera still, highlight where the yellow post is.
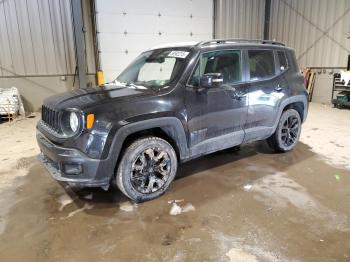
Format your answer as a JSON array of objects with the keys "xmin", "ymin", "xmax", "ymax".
[{"xmin": 97, "ymin": 70, "xmax": 105, "ymax": 86}]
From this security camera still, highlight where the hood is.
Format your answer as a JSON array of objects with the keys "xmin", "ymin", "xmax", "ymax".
[{"xmin": 43, "ymin": 85, "xmax": 155, "ymax": 110}]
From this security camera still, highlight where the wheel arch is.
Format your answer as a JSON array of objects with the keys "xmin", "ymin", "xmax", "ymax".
[
  {"xmin": 278, "ymin": 95, "xmax": 308, "ymax": 123},
  {"xmin": 282, "ymin": 101, "xmax": 305, "ymax": 122},
  {"xmin": 271, "ymin": 95, "xmax": 308, "ymax": 135},
  {"xmin": 107, "ymin": 117, "xmax": 189, "ymax": 178},
  {"xmin": 119, "ymin": 127, "xmax": 182, "ymax": 160}
]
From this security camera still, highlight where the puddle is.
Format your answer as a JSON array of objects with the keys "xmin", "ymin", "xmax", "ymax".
[
  {"xmin": 251, "ymin": 172, "xmax": 349, "ymax": 232},
  {"xmin": 61, "ymin": 203, "xmax": 94, "ymax": 220},
  {"xmin": 213, "ymin": 231, "xmax": 288, "ymax": 262},
  {"xmin": 1, "ymin": 139, "xmax": 350, "ymax": 261}
]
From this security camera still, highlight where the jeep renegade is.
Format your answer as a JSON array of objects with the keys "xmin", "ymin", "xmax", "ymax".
[{"xmin": 37, "ymin": 39, "xmax": 308, "ymax": 202}]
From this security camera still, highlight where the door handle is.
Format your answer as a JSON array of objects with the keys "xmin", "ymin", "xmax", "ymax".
[
  {"xmin": 275, "ymin": 85, "xmax": 283, "ymax": 92},
  {"xmin": 235, "ymin": 91, "xmax": 245, "ymax": 99},
  {"xmin": 224, "ymin": 86, "xmax": 245, "ymax": 100},
  {"xmin": 231, "ymin": 90, "xmax": 245, "ymax": 100}
]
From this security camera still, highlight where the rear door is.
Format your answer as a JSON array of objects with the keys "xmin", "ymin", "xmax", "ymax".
[{"xmin": 244, "ymin": 49, "xmax": 286, "ymax": 142}]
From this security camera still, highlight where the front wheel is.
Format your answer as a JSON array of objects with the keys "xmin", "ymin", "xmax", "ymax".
[
  {"xmin": 115, "ymin": 137, "xmax": 177, "ymax": 202},
  {"xmin": 267, "ymin": 109, "xmax": 302, "ymax": 152}
]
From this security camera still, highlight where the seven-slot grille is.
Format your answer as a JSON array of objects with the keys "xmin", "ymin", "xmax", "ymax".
[{"xmin": 41, "ymin": 106, "xmax": 61, "ymax": 132}]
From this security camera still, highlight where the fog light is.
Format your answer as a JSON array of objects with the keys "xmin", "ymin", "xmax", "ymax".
[{"xmin": 64, "ymin": 163, "xmax": 82, "ymax": 175}]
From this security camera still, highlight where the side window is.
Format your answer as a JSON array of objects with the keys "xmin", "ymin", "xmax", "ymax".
[
  {"xmin": 189, "ymin": 62, "xmax": 200, "ymax": 86},
  {"xmin": 248, "ymin": 50, "xmax": 275, "ymax": 80},
  {"xmin": 189, "ymin": 50, "xmax": 242, "ymax": 86},
  {"xmin": 277, "ymin": 50, "xmax": 288, "ymax": 71}
]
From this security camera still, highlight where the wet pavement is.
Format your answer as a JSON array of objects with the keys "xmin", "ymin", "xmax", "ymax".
[
  {"xmin": 1, "ymin": 104, "xmax": 350, "ymax": 261},
  {"xmin": 1, "ymin": 140, "xmax": 350, "ymax": 262}
]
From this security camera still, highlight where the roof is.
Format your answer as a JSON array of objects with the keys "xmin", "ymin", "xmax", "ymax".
[{"xmin": 149, "ymin": 41, "xmax": 199, "ymax": 50}]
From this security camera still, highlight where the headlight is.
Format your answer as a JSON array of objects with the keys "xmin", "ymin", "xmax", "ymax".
[
  {"xmin": 69, "ymin": 112, "xmax": 79, "ymax": 133},
  {"xmin": 61, "ymin": 110, "xmax": 81, "ymax": 136}
]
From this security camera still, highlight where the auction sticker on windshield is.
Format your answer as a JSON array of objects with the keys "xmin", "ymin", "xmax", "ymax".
[{"xmin": 168, "ymin": 51, "xmax": 189, "ymax": 59}]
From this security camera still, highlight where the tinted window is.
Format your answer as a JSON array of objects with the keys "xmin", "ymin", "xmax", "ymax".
[
  {"xmin": 248, "ymin": 50, "xmax": 275, "ymax": 80},
  {"xmin": 277, "ymin": 51, "xmax": 288, "ymax": 71},
  {"xmin": 189, "ymin": 50, "xmax": 241, "ymax": 86},
  {"xmin": 189, "ymin": 63, "xmax": 200, "ymax": 86}
]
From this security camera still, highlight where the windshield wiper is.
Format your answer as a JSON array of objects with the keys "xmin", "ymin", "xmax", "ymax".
[{"xmin": 125, "ymin": 82, "xmax": 148, "ymax": 90}]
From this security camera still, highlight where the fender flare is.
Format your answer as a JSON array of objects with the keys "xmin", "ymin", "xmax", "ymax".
[
  {"xmin": 272, "ymin": 94, "xmax": 308, "ymax": 132},
  {"xmin": 106, "ymin": 117, "xmax": 189, "ymax": 168}
]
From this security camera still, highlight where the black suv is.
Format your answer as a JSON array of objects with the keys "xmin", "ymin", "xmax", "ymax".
[{"xmin": 37, "ymin": 39, "xmax": 308, "ymax": 202}]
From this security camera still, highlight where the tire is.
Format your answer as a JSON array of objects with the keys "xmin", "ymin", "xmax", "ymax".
[
  {"xmin": 115, "ymin": 137, "xmax": 178, "ymax": 202},
  {"xmin": 267, "ymin": 109, "xmax": 302, "ymax": 152}
]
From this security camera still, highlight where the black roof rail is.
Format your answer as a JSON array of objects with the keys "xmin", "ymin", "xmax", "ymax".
[{"xmin": 197, "ymin": 38, "xmax": 285, "ymax": 47}]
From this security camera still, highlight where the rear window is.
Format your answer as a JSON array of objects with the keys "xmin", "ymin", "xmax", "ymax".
[
  {"xmin": 277, "ymin": 50, "xmax": 288, "ymax": 71},
  {"xmin": 248, "ymin": 50, "xmax": 275, "ymax": 80}
]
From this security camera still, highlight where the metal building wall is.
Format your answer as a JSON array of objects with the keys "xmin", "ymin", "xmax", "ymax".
[
  {"xmin": 0, "ymin": 0, "xmax": 96, "ymax": 111},
  {"xmin": 270, "ymin": 0, "xmax": 350, "ymax": 69},
  {"xmin": 0, "ymin": 0, "xmax": 76, "ymax": 77},
  {"xmin": 214, "ymin": 0, "xmax": 265, "ymax": 39}
]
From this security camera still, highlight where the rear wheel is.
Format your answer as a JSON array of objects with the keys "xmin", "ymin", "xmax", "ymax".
[
  {"xmin": 267, "ymin": 109, "xmax": 302, "ymax": 152},
  {"xmin": 115, "ymin": 137, "xmax": 177, "ymax": 202}
]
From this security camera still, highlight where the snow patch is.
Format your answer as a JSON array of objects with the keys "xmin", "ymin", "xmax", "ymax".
[
  {"xmin": 169, "ymin": 203, "xmax": 182, "ymax": 216},
  {"xmin": 226, "ymin": 248, "xmax": 258, "ymax": 262},
  {"xmin": 182, "ymin": 203, "xmax": 195, "ymax": 213},
  {"xmin": 167, "ymin": 199, "xmax": 184, "ymax": 204},
  {"xmin": 243, "ymin": 184, "xmax": 253, "ymax": 191},
  {"xmin": 119, "ymin": 202, "xmax": 135, "ymax": 212},
  {"xmin": 57, "ymin": 194, "xmax": 73, "ymax": 211},
  {"xmin": 84, "ymin": 193, "xmax": 93, "ymax": 200},
  {"xmin": 169, "ymin": 202, "xmax": 195, "ymax": 216}
]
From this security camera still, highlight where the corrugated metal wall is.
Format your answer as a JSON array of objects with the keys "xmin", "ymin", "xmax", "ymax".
[
  {"xmin": 0, "ymin": 0, "xmax": 77, "ymax": 77},
  {"xmin": 214, "ymin": 0, "xmax": 265, "ymax": 39},
  {"xmin": 270, "ymin": 0, "xmax": 350, "ymax": 69},
  {"xmin": 0, "ymin": 0, "xmax": 96, "ymax": 111},
  {"xmin": 0, "ymin": 0, "xmax": 96, "ymax": 77},
  {"xmin": 215, "ymin": 0, "xmax": 350, "ymax": 69}
]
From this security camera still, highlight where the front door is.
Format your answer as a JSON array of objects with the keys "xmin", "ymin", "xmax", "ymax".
[{"xmin": 185, "ymin": 49, "xmax": 248, "ymax": 155}]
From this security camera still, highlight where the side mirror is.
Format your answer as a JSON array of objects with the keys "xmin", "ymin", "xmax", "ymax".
[{"xmin": 200, "ymin": 73, "xmax": 223, "ymax": 88}]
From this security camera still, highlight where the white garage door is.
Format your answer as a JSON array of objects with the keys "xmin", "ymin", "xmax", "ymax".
[{"xmin": 95, "ymin": 0, "xmax": 213, "ymax": 82}]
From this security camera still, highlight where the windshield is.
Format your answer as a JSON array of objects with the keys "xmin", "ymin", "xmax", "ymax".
[{"xmin": 115, "ymin": 49, "xmax": 190, "ymax": 88}]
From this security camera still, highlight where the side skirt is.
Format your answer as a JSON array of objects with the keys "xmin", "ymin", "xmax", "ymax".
[{"xmin": 187, "ymin": 130, "xmax": 244, "ymax": 160}]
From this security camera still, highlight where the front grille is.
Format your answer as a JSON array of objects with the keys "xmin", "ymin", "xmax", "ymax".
[{"xmin": 41, "ymin": 106, "xmax": 61, "ymax": 133}]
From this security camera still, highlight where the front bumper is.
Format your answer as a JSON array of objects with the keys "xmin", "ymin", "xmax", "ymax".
[{"xmin": 36, "ymin": 131, "xmax": 111, "ymax": 189}]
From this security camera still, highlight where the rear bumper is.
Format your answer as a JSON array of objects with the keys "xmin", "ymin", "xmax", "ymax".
[{"xmin": 36, "ymin": 131, "xmax": 111, "ymax": 188}]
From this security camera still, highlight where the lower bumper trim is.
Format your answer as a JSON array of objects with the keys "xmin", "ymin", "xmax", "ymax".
[{"xmin": 38, "ymin": 153, "xmax": 110, "ymax": 188}]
